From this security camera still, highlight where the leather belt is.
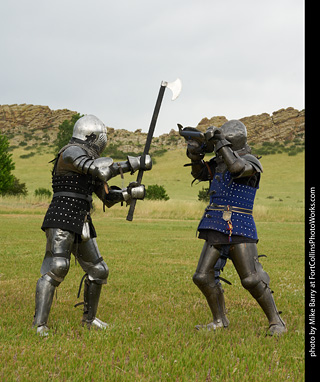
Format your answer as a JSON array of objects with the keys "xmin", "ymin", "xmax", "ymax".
[
  {"xmin": 53, "ymin": 191, "xmax": 92, "ymax": 203},
  {"xmin": 206, "ymin": 204, "xmax": 253, "ymax": 215}
]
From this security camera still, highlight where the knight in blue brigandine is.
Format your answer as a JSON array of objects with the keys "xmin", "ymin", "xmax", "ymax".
[
  {"xmin": 32, "ymin": 115, "xmax": 151, "ymax": 336},
  {"xmin": 180, "ymin": 119, "xmax": 286, "ymax": 336}
]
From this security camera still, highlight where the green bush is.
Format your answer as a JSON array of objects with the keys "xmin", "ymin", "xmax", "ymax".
[
  {"xmin": 34, "ymin": 188, "xmax": 52, "ymax": 199},
  {"xmin": 6, "ymin": 177, "xmax": 28, "ymax": 196},
  {"xmin": 102, "ymin": 143, "xmax": 142, "ymax": 160},
  {"xmin": 20, "ymin": 152, "xmax": 36, "ymax": 159},
  {"xmin": 252, "ymin": 140, "xmax": 305, "ymax": 156},
  {"xmin": 145, "ymin": 184, "xmax": 169, "ymax": 201},
  {"xmin": 53, "ymin": 113, "xmax": 83, "ymax": 153},
  {"xmin": 101, "ymin": 146, "xmax": 167, "ymax": 162},
  {"xmin": 198, "ymin": 187, "xmax": 210, "ymax": 202}
]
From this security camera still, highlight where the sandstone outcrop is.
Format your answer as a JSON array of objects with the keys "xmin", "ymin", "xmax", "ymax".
[{"xmin": 0, "ymin": 104, "xmax": 304, "ymax": 153}]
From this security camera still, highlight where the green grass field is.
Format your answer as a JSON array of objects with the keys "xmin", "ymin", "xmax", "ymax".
[{"xmin": 0, "ymin": 148, "xmax": 305, "ymax": 381}]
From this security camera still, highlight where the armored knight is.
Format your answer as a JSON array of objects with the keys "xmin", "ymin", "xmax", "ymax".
[
  {"xmin": 181, "ymin": 119, "xmax": 286, "ymax": 336},
  {"xmin": 32, "ymin": 115, "xmax": 151, "ymax": 336}
]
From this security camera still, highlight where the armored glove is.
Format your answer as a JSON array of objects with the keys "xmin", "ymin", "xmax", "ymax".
[
  {"xmin": 186, "ymin": 140, "xmax": 205, "ymax": 161},
  {"xmin": 127, "ymin": 155, "xmax": 152, "ymax": 174},
  {"xmin": 122, "ymin": 182, "xmax": 146, "ymax": 205},
  {"xmin": 209, "ymin": 129, "xmax": 232, "ymax": 153},
  {"xmin": 179, "ymin": 124, "xmax": 222, "ymax": 159}
]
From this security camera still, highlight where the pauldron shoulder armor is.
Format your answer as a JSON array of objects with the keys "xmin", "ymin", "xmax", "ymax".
[
  {"xmin": 61, "ymin": 146, "xmax": 114, "ymax": 179},
  {"xmin": 242, "ymin": 154, "xmax": 263, "ymax": 173}
]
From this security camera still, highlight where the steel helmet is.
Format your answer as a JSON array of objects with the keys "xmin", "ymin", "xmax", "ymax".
[
  {"xmin": 72, "ymin": 115, "xmax": 107, "ymax": 154},
  {"xmin": 220, "ymin": 120, "xmax": 247, "ymax": 151}
]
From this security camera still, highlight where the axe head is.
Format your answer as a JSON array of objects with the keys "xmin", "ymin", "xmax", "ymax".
[{"xmin": 162, "ymin": 78, "xmax": 182, "ymax": 101}]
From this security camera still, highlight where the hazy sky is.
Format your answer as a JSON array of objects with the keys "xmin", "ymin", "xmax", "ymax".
[{"xmin": 0, "ymin": 0, "xmax": 304, "ymax": 136}]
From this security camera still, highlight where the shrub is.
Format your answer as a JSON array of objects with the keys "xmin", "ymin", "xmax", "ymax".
[
  {"xmin": 153, "ymin": 148, "xmax": 167, "ymax": 156},
  {"xmin": 145, "ymin": 184, "xmax": 169, "ymax": 201},
  {"xmin": 198, "ymin": 187, "xmax": 210, "ymax": 202},
  {"xmin": 34, "ymin": 188, "xmax": 52, "ymax": 199},
  {"xmin": 20, "ymin": 152, "xmax": 36, "ymax": 159},
  {"xmin": 6, "ymin": 177, "xmax": 28, "ymax": 196},
  {"xmin": 53, "ymin": 113, "xmax": 83, "ymax": 153}
]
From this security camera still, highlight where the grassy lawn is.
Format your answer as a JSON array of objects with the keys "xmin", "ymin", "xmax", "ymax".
[{"xmin": 0, "ymin": 149, "xmax": 304, "ymax": 381}]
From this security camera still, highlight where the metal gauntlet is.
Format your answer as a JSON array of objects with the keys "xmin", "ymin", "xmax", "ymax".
[
  {"xmin": 127, "ymin": 155, "xmax": 152, "ymax": 173},
  {"xmin": 122, "ymin": 182, "xmax": 146, "ymax": 203}
]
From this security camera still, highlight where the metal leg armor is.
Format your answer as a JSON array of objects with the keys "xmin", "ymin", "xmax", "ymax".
[
  {"xmin": 32, "ymin": 275, "xmax": 56, "ymax": 336},
  {"xmin": 74, "ymin": 238, "xmax": 109, "ymax": 329},
  {"xmin": 230, "ymin": 243, "xmax": 286, "ymax": 335},
  {"xmin": 32, "ymin": 228, "xmax": 74, "ymax": 335},
  {"xmin": 81, "ymin": 277, "xmax": 108, "ymax": 329},
  {"xmin": 193, "ymin": 242, "xmax": 229, "ymax": 330}
]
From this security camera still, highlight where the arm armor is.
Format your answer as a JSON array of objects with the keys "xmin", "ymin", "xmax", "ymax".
[
  {"xmin": 95, "ymin": 182, "xmax": 146, "ymax": 209},
  {"xmin": 189, "ymin": 160, "xmax": 210, "ymax": 181},
  {"xmin": 90, "ymin": 155, "xmax": 151, "ymax": 181},
  {"xmin": 62, "ymin": 146, "xmax": 151, "ymax": 182},
  {"xmin": 103, "ymin": 184, "xmax": 145, "ymax": 208},
  {"xmin": 89, "ymin": 155, "xmax": 152, "ymax": 182},
  {"xmin": 186, "ymin": 152, "xmax": 262, "ymax": 183},
  {"xmin": 217, "ymin": 146, "xmax": 263, "ymax": 178},
  {"xmin": 103, "ymin": 186, "xmax": 126, "ymax": 208},
  {"xmin": 242, "ymin": 154, "xmax": 263, "ymax": 173}
]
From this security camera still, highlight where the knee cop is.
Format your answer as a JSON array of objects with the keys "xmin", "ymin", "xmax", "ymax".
[
  {"xmin": 76, "ymin": 238, "xmax": 109, "ymax": 285},
  {"xmin": 193, "ymin": 256, "xmax": 227, "ymax": 293},
  {"xmin": 87, "ymin": 260, "xmax": 109, "ymax": 285},
  {"xmin": 240, "ymin": 261, "xmax": 271, "ymax": 299},
  {"xmin": 45, "ymin": 256, "xmax": 70, "ymax": 287},
  {"xmin": 193, "ymin": 271, "xmax": 216, "ymax": 296}
]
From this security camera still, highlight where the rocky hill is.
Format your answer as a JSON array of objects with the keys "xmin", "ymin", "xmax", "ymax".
[{"xmin": 0, "ymin": 104, "xmax": 304, "ymax": 154}]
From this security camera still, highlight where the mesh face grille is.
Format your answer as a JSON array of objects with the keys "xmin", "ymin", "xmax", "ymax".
[{"xmin": 95, "ymin": 133, "xmax": 107, "ymax": 153}]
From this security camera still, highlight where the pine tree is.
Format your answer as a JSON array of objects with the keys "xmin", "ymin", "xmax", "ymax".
[
  {"xmin": 0, "ymin": 133, "xmax": 15, "ymax": 195},
  {"xmin": 53, "ymin": 113, "xmax": 82, "ymax": 153},
  {"xmin": 0, "ymin": 133, "xmax": 28, "ymax": 196}
]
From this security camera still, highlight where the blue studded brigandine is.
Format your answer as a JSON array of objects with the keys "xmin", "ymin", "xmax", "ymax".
[
  {"xmin": 197, "ymin": 169, "xmax": 259, "ymax": 240},
  {"xmin": 182, "ymin": 119, "xmax": 286, "ymax": 336},
  {"xmin": 32, "ymin": 115, "xmax": 151, "ymax": 335}
]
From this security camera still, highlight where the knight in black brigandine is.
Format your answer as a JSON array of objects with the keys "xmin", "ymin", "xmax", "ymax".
[
  {"xmin": 32, "ymin": 115, "xmax": 151, "ymax": 336},
  {"xmin": 180, "ymin": 120, "xmax": 286, "ymax": 336}
]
